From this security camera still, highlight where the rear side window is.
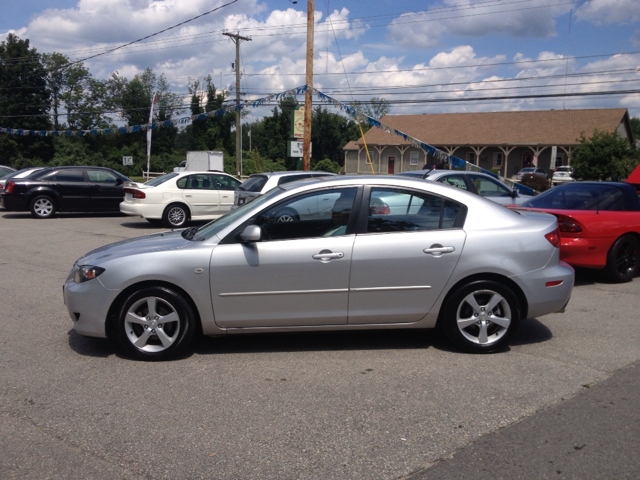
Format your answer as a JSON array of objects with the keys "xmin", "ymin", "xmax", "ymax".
[
  {"xmin": 367, "ymin": 187, "xmax": 463, "ymax": 233},
  {"xmin": 55, "ymin": 170, "xmax": 85, "ymax": 182},
  {"xmin": 240, "ymin": 175, "xmax": 268, "ymax": 192}
]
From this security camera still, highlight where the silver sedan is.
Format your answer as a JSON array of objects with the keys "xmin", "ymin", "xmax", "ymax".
[{"xmin": 64, "ymin": 176, "xmax": 574, "ymax": 360}]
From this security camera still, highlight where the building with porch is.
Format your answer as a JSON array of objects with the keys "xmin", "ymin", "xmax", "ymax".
[{"xmin": 343, "ymin": 108, "xmax": 635, "ymax": 177}]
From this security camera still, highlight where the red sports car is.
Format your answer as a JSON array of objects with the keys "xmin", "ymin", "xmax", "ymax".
[{"xmin": 513, "ymin": 181, "xmax": 640, "ymax": 283}]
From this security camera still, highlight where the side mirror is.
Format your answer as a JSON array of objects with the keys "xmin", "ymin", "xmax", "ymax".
[
  {"xmin": 240, "ymin": 224, "xmax": 261, "ymax": 242},
  {"xmin": 511, "ymin": 189, "xmax": 519, "ymax": 198}
]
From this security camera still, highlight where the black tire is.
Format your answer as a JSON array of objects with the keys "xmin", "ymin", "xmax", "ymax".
[
  {"xmin": 274, "ymin": 207, "xmax": 299, "ymax": 222},
  {"xmin": 29, "ymin": 195, "xmax": 56, "ymax": 219},
  {"xmin": 604, "ymin": 234, "xmax": 639, "ymax": 283},
  {"xmin": 439, "ymin": 280, "xmax": 520, "ymax": 353},
  {"xmin": 163, "ymin": 203, "xmax": 189, "ymax": 228},
  {"xmin": 115, "ymin": 286, "xmax": 196, "ymax": 361}
]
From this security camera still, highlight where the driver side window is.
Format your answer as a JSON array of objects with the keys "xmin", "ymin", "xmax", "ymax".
[{"xmin": 255, "ymin": 188, "xmax": 357, "ymax": 241}]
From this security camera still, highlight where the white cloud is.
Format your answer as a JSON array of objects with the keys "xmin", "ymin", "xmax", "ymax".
[
  {"xmin": 386, "ymin": 0, "xmax": 571, "ymax": 49},
  {"xmin": 576, "ymin": 0, "xmax": 640, "ymax": 25}
]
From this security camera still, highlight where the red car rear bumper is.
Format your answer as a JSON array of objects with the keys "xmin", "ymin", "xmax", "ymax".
[{"xmin": 560, "ymin": 236, "xmax": 613, "ymax": 269}]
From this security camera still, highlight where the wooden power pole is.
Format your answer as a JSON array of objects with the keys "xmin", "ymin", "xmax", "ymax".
[
  {"xmin": 223, "ymin": 31, "xmax": 251, "ymax": 176},
  {"xmin": 303, "ymin": 0, "xmax": 314, "ymax": 171}
]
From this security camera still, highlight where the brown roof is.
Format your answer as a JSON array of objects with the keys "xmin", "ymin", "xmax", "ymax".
[{"xmin": 349, "ymin": 108, "xmax": 629, "ymax": 147}]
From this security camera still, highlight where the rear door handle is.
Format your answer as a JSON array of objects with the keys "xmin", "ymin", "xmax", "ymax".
[{"xmin": 423, "ymin": 245, "xmax": 455, "ymax": 257}]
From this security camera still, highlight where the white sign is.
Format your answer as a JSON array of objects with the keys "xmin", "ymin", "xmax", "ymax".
[
  {"xmin": 122, "ymin": 156, "xmax": 133, "ymax": 165},
  {"xmin": 550, "ymin": 146, "xmax": 557, "ymax": 170},
  {"xmin": 288, "ymin": 141, "xmax": 312, "ymax": 158}
]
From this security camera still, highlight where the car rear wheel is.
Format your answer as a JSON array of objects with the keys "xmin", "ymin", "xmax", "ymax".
[
  {"xmin": 440, "ymin": 280, "xmax": 520, "ymax": 353},
  {"xmin": 116, "ymin": 286, "xmax": 196, "ymax": 361},
  {"xmin": 163, "ymin": 203, "xmax": 189, "ymax": 228},
  {"xmin": 604, "ymin": 235, "xmax": 639, "ymax": 283},
  {"xmin": 29, "ymin": 195, "xmax": 56, "ymax": 219}
]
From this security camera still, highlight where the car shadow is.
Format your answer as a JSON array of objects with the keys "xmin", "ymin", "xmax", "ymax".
[
  {"xmin": 2, "ymin": 212, "xmax": 127, "ymax": 220},
  {"xmin": 119, "ymin": 220, "xmax": 209, "ymax": 230},
  {"xmin": 69, "ymin": 318, "xmax": 555, "ymax": 360},
  {"xmin": 573, "ymin": 266, "xmax": 639, "ymax": 287}
]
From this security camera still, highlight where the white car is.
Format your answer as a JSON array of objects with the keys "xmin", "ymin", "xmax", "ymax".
[
  {"xmin": 552, "ymin": 166, "xmax": 575, "ymax": 185},
  {"xmin": 120, "ymin": 171, "xmax": 241, "ymax": 228}
]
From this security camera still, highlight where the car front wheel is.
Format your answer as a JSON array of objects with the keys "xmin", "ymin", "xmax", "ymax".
[
  {"xmin": 440, "ymin": 280, "xmax": 520, "ymax": 353},
  {"xmin": 116, "ymin": 286, "xmax": 196, "ymax": 361},
  {"xmin": 604, "ymin": 234, "xmax": 639, "ymax": 283}
]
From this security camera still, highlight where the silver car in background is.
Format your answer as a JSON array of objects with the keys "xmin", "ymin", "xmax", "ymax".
[
  {"xmin": 397, "ymin": 169, "xmax": 533, "ymax": 205},
  {"xmin": 234, "ymin": 171, "xmax": 335, "ymax": 209},
  {"xmin": 64, "ymin": 175, "xmax": 574, "ymax": 361}
]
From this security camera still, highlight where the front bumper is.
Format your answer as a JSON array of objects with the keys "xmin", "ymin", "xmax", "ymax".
[{"xmin": 64, "ymin": 274, "xmax": 121, "ymax": 338}]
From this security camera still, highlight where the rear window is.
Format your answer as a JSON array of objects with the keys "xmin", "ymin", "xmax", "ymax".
[
  {"xmin": 239, "ymin": 175, "xmax": 268, "ymax": 192},
  {"xmin": 520, "ymin": 184, "xmax": 626, "ymax": 211},
  {"xmin": 146, "ymin": 173, "xmax": 179, "ymax": 187}
]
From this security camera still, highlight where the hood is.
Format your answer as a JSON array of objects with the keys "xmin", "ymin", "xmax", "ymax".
[{"xmin": 76, "ymin": 230, "xmax": 193, "ymax": 265}]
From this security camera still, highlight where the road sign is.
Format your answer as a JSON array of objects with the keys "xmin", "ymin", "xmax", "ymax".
[
  {"xmin": 288, "ymin": 141, "xmax": 311, "ymax": 157},
  {"xmin": 122, "ymin": 156, "xmax": 133, "ymax": 165}
]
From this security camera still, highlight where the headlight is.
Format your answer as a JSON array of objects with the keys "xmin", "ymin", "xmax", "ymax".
[{"xmin": 74, "ymin": 266, "xmax": 106, "ymax": 283}]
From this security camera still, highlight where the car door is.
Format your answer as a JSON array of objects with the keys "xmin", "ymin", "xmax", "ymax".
[
  {"xmin": 86, "ymin": 169, "xmax": 124, "ymax": 211},
  {"xmin": 348, "ymin": 186, "xmax": 467, "ymax": 324},
  {"xmin": 209, "ymin": 187, "xmax": 359, "ymax": 328},
  {"xmin": 213, "ymin": 174, "xmax": 240, "ymax": 213},
  {"xmin": 50, "ymin": 169, "xmax": 91, "ymax": 211},
  {"xmin": 181, "ymin": 174, "xmax": 220, "ymax": 217}
]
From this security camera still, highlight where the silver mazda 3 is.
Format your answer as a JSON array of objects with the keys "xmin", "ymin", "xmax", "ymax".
[{"xmin": 64, "ymin": 175, "xmax": 574, "ymax": 360}]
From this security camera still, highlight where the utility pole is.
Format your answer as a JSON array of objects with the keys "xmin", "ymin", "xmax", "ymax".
[
  {"xmin": 303, "ymin": 0, "xmax": 314, "ymax": 171},
  {"xmin": 223, "ymin": 31, "xmax": 251, "ymax": 176}
]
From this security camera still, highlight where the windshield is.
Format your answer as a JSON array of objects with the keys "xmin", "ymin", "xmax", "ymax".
[
  {"xmin": 239, "ymin": 175, "xmax": 268, "ymax": 192},
  {"xmin": 145, "ymin": 172, "xmax": 179, "ymax": 187},
  {"xmin": 193, "ymin": 187, "xmax": 284, "ymax": 240}
]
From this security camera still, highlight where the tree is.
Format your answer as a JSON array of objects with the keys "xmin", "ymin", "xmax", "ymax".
[
  {"xmin": 0, "ymin": 33, "xmax": 53, "ymax": 165},
  {"xmin": 311, "ymin": 106, "xmax": 360, "ymax": 165},
  {"xmin": 572, "ymin": 130, "xmax": 639, "ymax": 181},
  {"xmin": 631, "ymin": 117, "xmax": 640, "ymax": 140}
]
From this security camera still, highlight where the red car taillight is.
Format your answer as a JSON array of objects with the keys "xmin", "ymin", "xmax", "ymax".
[
  {"xmin": 6, "ymin": 181, "xmax": 14, "ymax": 193},
  {"xmin": 124, "ymin": 188, "xmax": 145, "ymax": 199},
  {"xmin": 370, "ymin": 202, "xmax": 390, "ymax": 215},
  {"xmin": 545, "ymin": 227, "xmax": 561, "ymax": 248},
  {"xmin": 558, "ymin": 221, "xmax": 582, "ymax": 233}
]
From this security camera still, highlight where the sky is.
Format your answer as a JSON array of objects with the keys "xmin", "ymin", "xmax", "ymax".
[{"xmin": 1, "ymin": 0, "xmax": 640, "ymax": 121}]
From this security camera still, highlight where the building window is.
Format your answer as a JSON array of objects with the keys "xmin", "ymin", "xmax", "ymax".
[
  {"xmin": 410, "ymin": 152, "xmax": 419, "ymax": 165},
  {"xmin": 467, "ymin": 152, "xmax": 476, "ymax": 164},
  {"xmin": 493, "ymin": 152, "xmax": 503, "ymax": 167}
]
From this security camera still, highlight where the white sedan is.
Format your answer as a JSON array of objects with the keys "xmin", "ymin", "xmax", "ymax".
[{"xmin": 120, "ymin": 171, "xmax": 241, "ymax": 228}]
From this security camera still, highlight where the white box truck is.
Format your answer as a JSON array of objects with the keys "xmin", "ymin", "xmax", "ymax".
[{"xmin": 174, "ymin": 151, "xmax": 224, "ymax": 172}]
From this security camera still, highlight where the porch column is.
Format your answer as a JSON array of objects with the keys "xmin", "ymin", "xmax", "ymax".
[
  {"xmin": 498, "ymin": 146, "xmax": 516, "ymax": 178},
  {"xmin": 398, "ymin": 146, "xmax": 409, "ymax": 173},
  {"xmin": 560, "ymin": 146, "xmax": 573, "ymax": 165},
  {"xmin": 442, "ymin": 146, "xmax": 459, "ymax": 169}
]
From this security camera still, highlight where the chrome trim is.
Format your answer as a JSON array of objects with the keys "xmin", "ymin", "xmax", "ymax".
[
  {"xmin": 219, "ymin": 288, "xmax": 349, "ymax": 297},
  {"xmin": 351, "ymin": 286, "xmax": 431, "ymax": 292}
]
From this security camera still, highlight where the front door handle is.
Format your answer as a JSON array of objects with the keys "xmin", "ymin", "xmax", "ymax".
[
  {"xmin": 423, "ymin": 244, "xmax": 455, "ymax": 257},
  {"xmin": 312, "ymin": 250, "xmax": 344, "ymax": 262}
]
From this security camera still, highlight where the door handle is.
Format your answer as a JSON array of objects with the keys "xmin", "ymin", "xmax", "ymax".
[
  {"xmin": 312, "ymin": 250, "xmax": 344, "ymax": 262},
  {"xmin": 423, "ymin": 244, "xmax": 455, "ymax": 257},
  {"xmin": 185, "ymin": 194, "xmax": 192, "ymax": 197}
]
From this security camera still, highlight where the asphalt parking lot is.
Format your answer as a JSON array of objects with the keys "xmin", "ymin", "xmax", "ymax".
[{"xmin": 1, "ymin": 211, "xmax": 639, "ymax": 479}]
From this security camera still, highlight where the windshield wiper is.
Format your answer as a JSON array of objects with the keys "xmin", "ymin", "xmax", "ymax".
[{"xmin": 181, "ymin": 226, "xmax": 199, "ymax": 240}]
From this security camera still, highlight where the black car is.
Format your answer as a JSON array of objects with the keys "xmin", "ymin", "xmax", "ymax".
[{"xmin": 0, "ymin": 166, "xmax": 132, "ymax": 218}]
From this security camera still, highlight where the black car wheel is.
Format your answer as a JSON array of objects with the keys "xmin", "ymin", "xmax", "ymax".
[
  {"xmin": 439, "ymin": 280, "xmax": 520, "ymax": 353},
  {"xmin": 29, "ymin": 195, "xmax": 56, "ymax": 219},
  {"xmin": 274, "ymin": 207, "xmax": 299, "ymax": 222},
  {"xmin": 604, "ymin": 235, "xmax": 639, "ymax": 283},
  {"xmin": 116, "ymin": 286, "xmax": 197, "ymax": 361}
]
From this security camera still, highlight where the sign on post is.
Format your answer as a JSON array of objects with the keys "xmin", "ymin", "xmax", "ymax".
[
  {"xmin": 122, "ymin": 156, "xmax": 133, "ymax": 166},
  {"xmin": 550, "ymin": 146, "xmax": 557, "ymax": 170},
  {"xmin": 288, "ymin": 141, "xmax": 312, "ymax": 157}
]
